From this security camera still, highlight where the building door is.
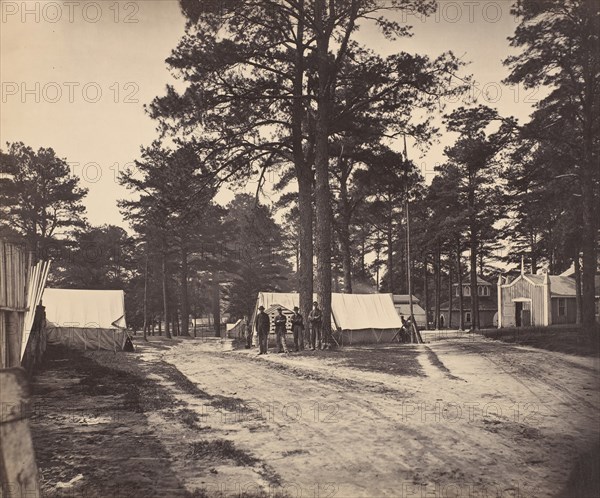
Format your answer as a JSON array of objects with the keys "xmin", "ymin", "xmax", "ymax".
[{"xmin": 515, "ymin": 302, "xmax": 523, "ymax": 327}]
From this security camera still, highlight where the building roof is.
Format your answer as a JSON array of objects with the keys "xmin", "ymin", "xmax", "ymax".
[
  {"xmin": 549, "ymin": 276, "xmax": 577, "ymax": 296},
  {"xmin": 392, "ymin": 294, "xmax": 421, "ymax": 304},
  {"xmin": 559, "ymin": 264, "xmax": 575, "ymax": 277},
  {"xmin": 453, "ymin": 276, "xmax": 493, "ymax": 286},
  {"xmin": 439, "ymin": 295, "xmax": 498, "ymax": 312},
  {"xmin": 521, "ymin": 274, "xmax": 577, "ymax": 297}
]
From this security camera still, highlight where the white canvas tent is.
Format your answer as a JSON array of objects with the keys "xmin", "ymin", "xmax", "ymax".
[
  {"xmin": 252, "ymin": 292, "xmax": 403, "ymax": 345},
  {"xmin": 43, "ymin": 289, "xmax": 127, "ymax": 351}
]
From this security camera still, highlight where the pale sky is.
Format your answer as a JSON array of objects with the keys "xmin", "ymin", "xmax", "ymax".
[{"xmin": 1, "ymin": 0, "xmax": 537, "ymax": 229}]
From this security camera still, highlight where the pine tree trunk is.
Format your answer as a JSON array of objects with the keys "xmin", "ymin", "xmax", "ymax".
[
  {"xmin": 530, "ymin": 233, "xmax": 538, "ymax": 275},
  {"xmin": 581, "ymin": 69, "xmax": 597, "ymax": 330},
  {"xmin": 291, "ymin": 2, "xmax": 314, "ymax": 327},
  {"xmin": 434, "ymin": 245, "xmax": 441, "ymax": 329},
  {"xmin": 161, "ymin": 246, "xmax": 171, "ymax": 339},
  {"xmin": 338, "ymin": 169, "xmax": 353, "ymax": 293},
  {"xmin": 297, "ymin": 172, "xmax": 314, "ymax": 331},
  {"xmin": 467, "ymin": 162, "xmax": 480, "ymax": 330},
  {"xmin": 314, "ymin": 2, "xmax": 333, "ymax": 347},
  {"xmin": 423, "ymin": 260, "xmax": 429, "ymax": 330},
  {"xmin": 448, "ymin": 260, "xmax": 453, "ymax": 329},
  {"xmin": 361, "ymin": 237, "xmax": 366, "ymax": 276},
  {"xmin": 581, "ymin": 149, "xmax": 597, "ymax": 329},
  {"xmin": 212, "ymin": 275, "xmax": 221, "ymax": 337},
  {"xmin": 172, "ymin": 310, "xmax": 178, "ymax": 337},
  {"xmin": 142, "ymin": 249, "xmax": 148, "ymax": 342},
  {"xmin": 574, "ymin": 253, "xmax": 583, "ymax": 325},
  {"xmin": 386, "ymin": 207, "xmax": 394, "ymax": 294},
  {"xmin": 180, "ymin": 245, "xmax": 190, "ymax": 336},
  {"xmin": 469, "ymin": 244, "xmax": 479, "ymax": 331},
  {"xmin": 457, "ymin": 243, "xmax": 464, "ymax": 331},
  {"xmin": 398, "ymin": 224, "xmax": 405, "ymax": 294}
]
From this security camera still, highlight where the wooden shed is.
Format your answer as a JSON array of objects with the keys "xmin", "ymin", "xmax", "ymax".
[{"xmin": 497, "ymin": 269, "xmax": 578, "ymax": 327}]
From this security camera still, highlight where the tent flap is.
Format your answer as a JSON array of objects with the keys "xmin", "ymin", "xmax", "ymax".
[
  {"xmin": 47, "ymin": 327, "xmax": 127, "ymax": 351},
  {"xmin": 331, "ymin": 293, "xmax": 403, "ymax": 330}
]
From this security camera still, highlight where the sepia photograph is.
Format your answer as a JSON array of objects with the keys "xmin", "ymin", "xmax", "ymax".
[{"xmin": 0, "ymin": 0, "xmax": 599, "ymax": 496}]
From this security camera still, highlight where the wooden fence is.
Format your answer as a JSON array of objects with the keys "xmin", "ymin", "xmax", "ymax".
[
  {"xmin": 0, "ymin": 240, "xmax": 30, "ymax": 369},
  {"xmin": 0, "ymin": 239, "xmax": 49, "ymax": 498},
  {"xmin": 0, "ymin": 239, "xmax": 50, "ymax": 369}
]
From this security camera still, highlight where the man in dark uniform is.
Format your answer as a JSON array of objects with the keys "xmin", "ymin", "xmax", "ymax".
[
  {"xmin": 274, "ymin": 307, "xmax": 288, "ymax": 353},
  {"xmin": 400, "ymin": 315, "xmax": 409, "ymax": 342},
  {"xmin": 308, "ymin": 301, "xmax": 322, "ymax": 350},
  {"xmin": 255, "ymin": 305, "xmax": 270, "ymax": 354},
  {"xmin": 291, "ymin": 306, "xmax": 305, "ymax": 352}
]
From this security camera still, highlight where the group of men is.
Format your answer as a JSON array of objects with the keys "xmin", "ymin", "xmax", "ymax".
[{"xmin": 252, "ymin": 301, "xmax": 325, "ymax": 354}]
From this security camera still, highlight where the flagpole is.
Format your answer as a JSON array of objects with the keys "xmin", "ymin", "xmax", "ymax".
[{"xmin": 403, "ymin": 135, "xmax": 421, "ymax": 343}]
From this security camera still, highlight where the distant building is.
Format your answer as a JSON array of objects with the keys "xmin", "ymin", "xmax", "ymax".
[
  {"xmin": 439, "ymin": 277, "xmax": 497, "ymax": 329},
  {"xmin": 392, "ymin": 295, "xmax": 427, "ymax": 329},
  {"xmin": 497, "ymin": 269, "xmax": 582, "ymax": 327}
]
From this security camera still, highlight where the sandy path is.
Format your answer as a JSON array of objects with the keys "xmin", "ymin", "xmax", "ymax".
[{"xmin": 161, "ymin": 337, "xmax": 600, "ymax": 497}]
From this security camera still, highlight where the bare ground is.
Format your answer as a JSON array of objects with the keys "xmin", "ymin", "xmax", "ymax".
[{"xmin": 29, "ymin": 334, "xmax": 600, "ymax": 497}]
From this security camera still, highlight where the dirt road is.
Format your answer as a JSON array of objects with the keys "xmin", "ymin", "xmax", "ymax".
[
  {"xmin": 29, "ymin": 335, "xmax": 599, "ymax": 497},
  {"xmin": 158, "ymin": 335, "xmax": 600, "ymax": 497}
]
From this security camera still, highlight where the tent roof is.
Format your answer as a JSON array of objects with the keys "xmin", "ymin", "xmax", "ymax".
[
  {"xmin": 43, "ymin": 288, "xmax": 126, "ymax": 329},
  {"xmin": 255, "ymin": 292, "xmax": 402, "ymax": 331}
]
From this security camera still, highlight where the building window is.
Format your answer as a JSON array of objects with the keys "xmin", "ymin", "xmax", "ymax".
[
  {"xmin": 477, "ymin": 286, "xmax": 490, "ymax": 296},
  {"xmin": 465, "ymin": 312, "xmax": 472, "ymax": 323},
  {"xmin": 558, "ymin": 298, "xmax": 566, "ymax": 316},
  {"xmin": 456, "ymin": 285, "xmax": 471, "ymax": 297}
]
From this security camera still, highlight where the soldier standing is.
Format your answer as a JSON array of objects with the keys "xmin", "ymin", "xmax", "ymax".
[
  {"xmin": 291, "ymin": 306, "xmax": 305, "ymax": 352},
  {"xmin": 308, "ymin": 301, "xmax": 322, "ymax": 350},
  {"xmin": 274, "ymin": 307, "xmax": 288, "ymax": 353},
  {"xmin": 255, "ymin": 306, "xmax": 270, "ymax": 354}
]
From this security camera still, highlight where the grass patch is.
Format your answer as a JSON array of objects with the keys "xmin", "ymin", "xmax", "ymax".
[
  {"xmin": 480, "ymin": 325, "xmax": 600, "ymax": 357},
  {"xmin": 425, "ymin": 348, "xmax": 462, "ymax": 380},
  {"xmin": 332, "ymin": 345, "xmax": 426, "ymax": 377},
  {"xmin": 186, "ymin": 439, "xmax": 258, "ymax": 466},
  {"xmin": 158, "ymin": 360, "xmax": 253, "ymax": 413},
  {"xmin": 177, "ymin": 408, "xmax": 203, "ymax": 429}
]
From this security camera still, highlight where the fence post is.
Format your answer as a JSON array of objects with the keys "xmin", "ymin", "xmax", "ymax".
[
  {"xmin": 6, "ymin": 312, "xmax": 22, "ymax": 368},
  {"xmin": 0, "ymin": 368, "xmax": 41, "ymax": 498}
]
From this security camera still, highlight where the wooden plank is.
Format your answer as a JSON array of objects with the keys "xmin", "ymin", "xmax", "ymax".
[
  {"xmin": 0, "ymin": 311, "xmax": 6, "ymax": 369},
  {"xmin": 0, "ymin": 368, "xmax": 40, "ymax": 498}
]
